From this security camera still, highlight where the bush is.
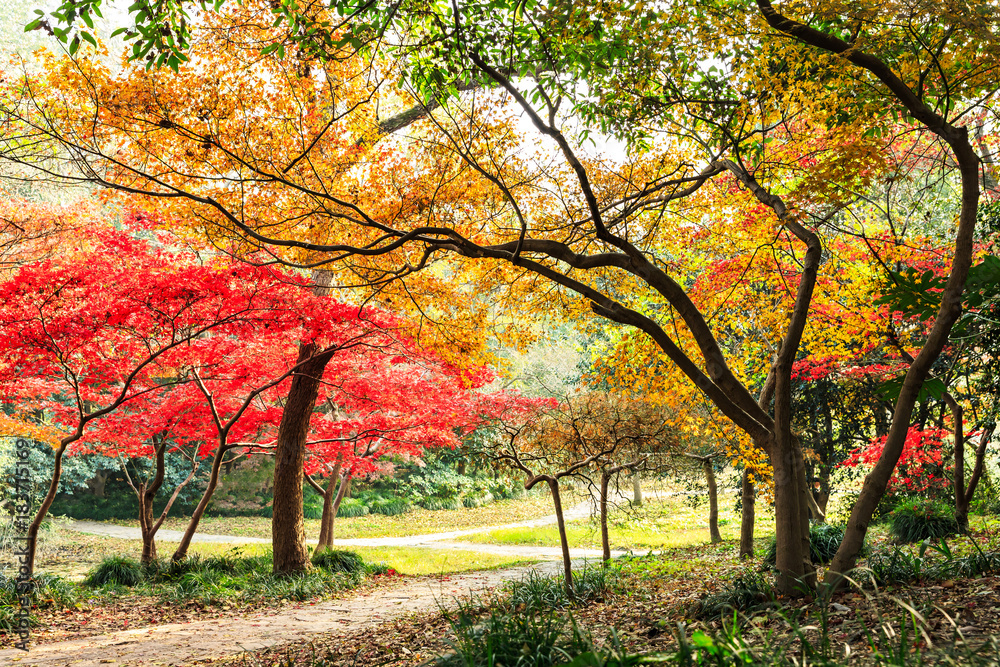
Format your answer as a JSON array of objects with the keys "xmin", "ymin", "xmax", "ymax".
[
  {"xmin": 862, "ymin": 545, "xmax": 926, "ymax": 586},
  {"xmin": 311, "ymin": 549, "xmax": 365, "ymax": 574},
  {"xmin": 420, "ymin": 497, "xmax": 461, "ymax": 511},
  {"xmin": 504, "ymin": 566, "xmax": 621, "ymax": 611},
  {"xmin": 439, "ymin": 601, "xmax": 595, "ymax": 667},
  {"xmin": 698, "ymin": 567, "xmax": 772, "ymax": 618},
  {"xmin": 368, "ymin": 497, "xmax": 411, "ymax": 516},
  {"xmin": 336, "ymin": 498, "xmax": 369, "ymax": 517},
  {"xmin": 764, "ymin": 522, "xmax": 852, "ymax": 566},
  {"xmin": 84, "ymin": 555, "xmax": 144, "ymax": 587},
  {"xmin": 889, "ymin": 499, "xmax": 959, "ymax": 543}
]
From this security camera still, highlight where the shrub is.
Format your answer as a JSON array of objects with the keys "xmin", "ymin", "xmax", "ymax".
[
  {"xmin": 303, "ymin": 501, "xmax": 324, "ymax": 520},
  {"xmin": 368, "ymin": 497, "xmax": 411, "ymax": 516},
  {"xmin": 504, "ymin": 566, "xmax": 621, "ymax": 611},
  {"xmin": 439, "ymin": 601, "xmax": 595, "ymax": 667},
  {"xmin": 420, "ymin": 497, "xmax": 461, "ymax": 511},
  {"xmin": 862, "ymin": 545, "xmax": 926, "ymax": 586},
  {"xmin": 84, "ymin": 555, "xmax": 144, "ymax": 587},
  {"xmin": 889, "ymin": 499, "xmax": 959, "ymax": 543},
  {"xmin": 336, "ymin": 498, "xmax": 369, "ymax": 517},
  {"xmin": 764, "ymin": 522, "xmax": 852, "ymax": 565},
  {"xmin": 697, "ymin": 567, "xmax": 772, "ymax": 618},
  {"xmin": 311, "ymin": 549, "xmax": 365, "ymax": 574}
]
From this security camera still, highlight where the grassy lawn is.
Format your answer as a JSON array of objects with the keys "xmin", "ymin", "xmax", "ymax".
[
  {"xmin": 29, "ymin": 519, "xmax": 536, "ymax": 582},
  {"xmin": 461, "ymin": 493, "xmax": 777, "ymax": 552},
  {"xmin": 106, "ymin": 490, "xmax": 573, "ymax": 540}
]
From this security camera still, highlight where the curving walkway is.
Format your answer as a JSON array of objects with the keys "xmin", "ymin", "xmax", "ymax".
[
  {"xmin": 66, "ymin": 498, "xmax": 630, "ymax": 560},
  {"xmin": 0, "ymin": 561, "xmax": 584, "ymax": 666}
]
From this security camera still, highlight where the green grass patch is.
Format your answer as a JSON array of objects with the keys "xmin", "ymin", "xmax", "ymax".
[
  {"xmin": 129, "ymin": 491, "xmax": 566, "ymax": 540},
  {"xmin": 462, "ymin": 494, "xmax": 770, "ymax": 551},
  {"xmin": 349, "ymin": 546, "xmax": 535, "ymax": 575}
]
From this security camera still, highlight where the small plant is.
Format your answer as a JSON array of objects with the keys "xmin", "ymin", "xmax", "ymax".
[
  {"xmin": 862, "ymin": 544, "xmax": 926, "ymax": 586},
  {"xmin": 764, "ymin": 522, "xmax": 852, "ymax": 566},
  {"xmin": 365, "ymin": 562, "xmax": 395, "ymax": 576},
  {"xmin": 889, "ymin": 499, "xmax": 959, "ymax": 543},
  {"xmin": 368, "ymin": 497, "xmax": 411, "ymax": 516},
  {"xmin": 504, "ymin": 566, "xmax": 620, "ymax": 611},
  {"xmin": 420, "ymin": 497, "xmax": 462, "ymax": 511},
  {"xmin": 697, "ymin": 567, "xmax": 772, "ymax": 618},
  {"xmin": 84, "ymin": 555, "xmax": 144, "ymax": 587},
  {"xmin": 438, "ymin": 599, "xmax": 596, "ymax": 667},
  {"xmin": 311, "ymin": 549, "xmax": 365, "ymax": 574},
  {"xmin": 335, "ymin": 497, "xmax": 369, "ymax": 518}
]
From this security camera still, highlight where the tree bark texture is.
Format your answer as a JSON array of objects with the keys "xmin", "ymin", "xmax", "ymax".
[
  {"xmin": 172, "ymin": 445, "xmax": 227, "ymax": 562},
  {"xmin": 272, "ymin": 342, "xmax": 337, "ymax": 573},
  {"xmin": 740, "ymin": 469, "xmax": 755, "ymax": 559},
  {"xmin": 703, "ymin": 458, "xmax": 722, "ymax": 544}
]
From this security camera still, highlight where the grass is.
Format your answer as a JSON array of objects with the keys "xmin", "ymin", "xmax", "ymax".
[
  {"xmin": 109, "ymin": 490, "xmax": 566, "ymax": 540},
  {"xmin": 462, "ymin": 493, "xmax": 773, "ymax": 551},
  {"xmin": 348, "ymin": 546, "xmax": 534, "ymax": 575},
  {"xmin": 31, "ymin": 522, "xmax": 535, "ymax": 582}
]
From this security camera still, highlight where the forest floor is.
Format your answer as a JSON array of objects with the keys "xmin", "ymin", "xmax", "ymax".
[
  {"xmin": 7, "ymin": 497, "xmax": 998, "ymax": 666},
  {"xmin": 0, "ymin": 560, "xmax": 570, "ymax": 666}
]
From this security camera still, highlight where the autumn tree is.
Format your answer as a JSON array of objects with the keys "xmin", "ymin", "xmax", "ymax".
[
  {"xmin": 11, "ymin": 0, "xmax": 1000, "ymax": 593},
  {"xmin": 0, "ymin": 226, "xmax": 320, "ymax": 573}
]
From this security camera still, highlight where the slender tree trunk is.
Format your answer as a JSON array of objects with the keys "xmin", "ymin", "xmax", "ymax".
[
  {"xmin": 543, "ymin": 477, "xmax": 574, "ymax": 597},
  {"xmin": 945, "ymin": 393, "xmax": 969, "ymax": 531},
  {"xmin": 632, "ymin": 474, "xmax": 643, "ymax": 506},
  {"xmin": 703, "ymin": 458, "xmax": 722, "ymax": 544},
  {"xmin": 172, "ymin": 446, "xmax": 227, "ymax": 562},
  {"xmin": 600, "ymin": 471, "xmax": 612, "ymax": 565},
  {"xmin": 272, "ymin": 342, "xmax": 336, "ymax": 573},
  {"xmin": 740, "ymin": 469, "xmax": 755, "ymax": 559},
  {"xmin": 314, "ymin": 468, "xmax": 349, "ymax": 552},
  {"xmin": 139, "ymin": 493, "xmax": 158, "ymax": 564},
  {"xmin": 25, "ymin": 438, "xmax": 77, "ymax": 575}
]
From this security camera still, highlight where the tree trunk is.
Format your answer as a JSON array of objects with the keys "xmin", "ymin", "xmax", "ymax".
[
  {"xmin": 632, "ymin": 474, "xmax": 643, "ymax": 506},
  {"xmin": 172, "ymin": 445, "xmax": 227, "ymax": 561},
  {"xmin": 956, "ymin": 421, "xmax": 995, "ymax": 533},
  {"xmin": 87, "ymin": 470, "xmax": 109, "ymax": 498},
  {"xmin": 25, "ymin": 438, "xmax": 76, "ymax": 575},
  {"xmin": 139, "ymin": 492, "xmax": 158, "ymax": 564},
  {"xmin": 770, "ymin": 432, "xmax": 814, "ymax": 595},
  {"xmin": 543, "ymin": 477, "xmax": 574, "ymax": 597},
  {"xmin": 272, "ymin": 342, "xmax": 336, "ymax": 573},
  {"xmin": 703, "ymin": 458, "xmax": 722, "ymax": 544},
  {"xmin": 600, "ymin": 471, "xmax": 612, "ymax": 565},
  {"xmin": 740, "ymin": 468, "xmax": 755, "ymax": 559},
  {"xmin": 315, "ymin": 468, "xmax": 349, "ymax": 552}
]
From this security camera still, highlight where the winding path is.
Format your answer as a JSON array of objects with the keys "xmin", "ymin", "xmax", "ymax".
[
  {"xmin": 0, "ymin": 561, "xmax": 578, "ymax": 666},
  {"xmin": 0, "ymin": 497, "xmax": 647, "ymax": 664},
  {"xmin": 66, "ymin": 498, "xmax": 629, "ymax": 560}
]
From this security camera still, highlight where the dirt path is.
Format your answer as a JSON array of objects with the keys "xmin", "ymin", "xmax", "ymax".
[{"xmin": 0, "ymin": 561, "xmax": 572, "ymax": 666}]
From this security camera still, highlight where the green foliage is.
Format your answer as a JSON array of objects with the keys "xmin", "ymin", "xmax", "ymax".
[
  {"xmin": 438, "ymin": 600, "xmax": 597, "ymax": 667},
  {"xmin": 861, "ymin": 538, "xmax": 1000, "ymax": 586},
  {"xmin": 336, "ymin": 497, "xmax": 369, "ymax": 517},
  {"xmin": 77, "ymin": 549, "xmax": 366, "ymax": 606},
  {"xmin": 420, "ymin": 497, "xmax": 462, "ymax": 511},
  {"xmin": 889, "ymin": 499, "xmax": 959, "ymax": 543},
  {"xmin": 311, "ymin": 549, "xmax": 365, "ymax": 574},
  {"xmin": 368, "ymin": 497, "xmax": 411, "ymax": 516},
  {"xmin": 697, "ymin": 567, "xmax": 772, "ymax": 618},
  {"xmin": 84, "ymin": 555, "xmax": 144, "ymax": 587},
  {"xmin": 764, "ymin": 522, "xmax": 853, "ymax": 566},
  {"xmin": 0, "ymin": 571, "xmax": 78, "ymax": 630},
  {"xmin": 504, "ymin": 566, "xmax": 622, "ymax": 611}
]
